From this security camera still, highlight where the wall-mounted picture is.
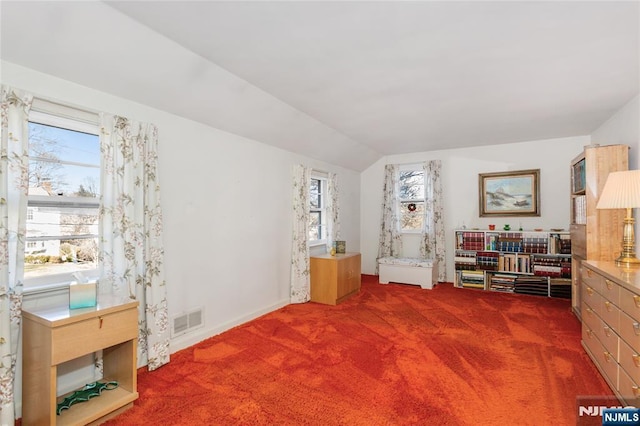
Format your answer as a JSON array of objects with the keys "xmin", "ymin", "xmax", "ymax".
[{"xmin": 479, "ymin": 169, "xmax": 540, "ymax": 217}]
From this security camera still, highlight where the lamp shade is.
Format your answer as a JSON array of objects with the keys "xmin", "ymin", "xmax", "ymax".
[{"xmin": 596, "ymin": 170, "xmax": 640, "ymax": 209}]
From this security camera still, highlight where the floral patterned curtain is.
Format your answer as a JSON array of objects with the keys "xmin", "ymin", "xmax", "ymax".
[
  {"xmin": 290, "ymin": 164, "xmax": 310, "ymax": 303},
  {"xmin": 99, "ymin": 114, "xmax": 170, "ymax": 371},
  {"xmin": 326, "ymin": 172, "xmax": 340, "ymax": 247},
  {"xmin": 0, "ymin": 86, "xmax": 32, "ymax": 424},
  {"xmin": 421, "ymin": 160, "xmax": 446, "ymax": 281},
  {"xmin": 377, "ymin": 164, "xmax": 403, "ymax": 273}
]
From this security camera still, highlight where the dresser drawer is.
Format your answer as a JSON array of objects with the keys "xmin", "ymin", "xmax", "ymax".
[
  {"xmin": 582, "ymin": 283, "xmax": 601, "ymax": 314},
  {"xmin": 584, "ymin": 327, "xmax": 619, "ymax": 387},
  {"xmin": 620, "ymin": 339, "xmax": 640, "ymax": 384},
  {"xmin": 619, "ymin": 366, "xmax": 640, "ymax": 407},
  {"xmin": 601, "ymin": 299, "xmax": 621, "ymax": 335},
  {"xmin": 621, "ymin": 287, "xmax": 640, "ymax": 323},
  {"xmin": 582, "ymin": 266, "xmax": 604, "ymax": 294},
  {"xmin": 620, "ymin": 310, "xmax": 640, "ymax": 353},
  {"xmin": 601, "ymin": 277, "xmax": 621, "ymax": 307},
  {"xmin": 595, "ymin": 317, "xmax": 620, "ymax": 361},
  {"xmin": 51, "ymin": 307, "xmax": 139, "ymax": 364},
  {"xmin": 582, "ymin": 303, "xmax": 599, "ymax": 333}
]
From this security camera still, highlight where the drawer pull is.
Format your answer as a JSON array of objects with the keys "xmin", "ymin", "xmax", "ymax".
[
  {"xmin": 634, "ymin": 295, "xmax": 640, "ymax": 308},
  {"xmin": 604, "ymin": 326, "xmax": 612, "ymax": 337},
  {"xmin": 587, "ymin": 329, "xmax": 594, "ymax": 338},
  {"xmin": 633, "ymin": 354, "xmax": 640, "ymax": 368},
  {"xmin": 604, "ymin": 352, "xmax": 613, "ymax": 362},
  {"xmin": 634, "ymin": 323, "xmax": 640, "ymax": 336},
  {"xmin": 586, "ymin": 269, "xmax": 593, "ymax": 277},
  {"xmin": 586, "ymin": 308, "xmax": 593, "ymax": 316},
  {"xmin": 99, "ymin": 317, "xmax": 103, "ymax": 329},
  {"xmin": 586, "ymin": 287, "xmax": 594, "ymax": 296},
  {"xmin": 605, "ymin": 301, "xmax": 613, "ymax": 312},
  {"xmin": 633, "ymin": 386, "xmax": 640, "ymax": 397},
  {"xmin": 605, "ymin": 279, "xmax": 614, "ymax": 290}
]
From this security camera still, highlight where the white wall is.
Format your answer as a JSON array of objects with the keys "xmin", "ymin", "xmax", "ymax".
[
  {"xmin": 360, "ymin": 136, "xmax": 589, "ymax": 280},
  {"xmin": 3, "ymin": 61, "xmax": 361, "ymax": 412},
  {"xmin": 591, "ymin": 94, "xmax": 640, "ymax": 169}
]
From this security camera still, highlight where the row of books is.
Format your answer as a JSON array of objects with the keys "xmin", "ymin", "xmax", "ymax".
[
  {"xmin": 458, "ymin": 270, "xmax": 485, "ymax": 289},
  {"xmin": 486, "ymin": 275, "xmax": 572, "ymax": 298}
]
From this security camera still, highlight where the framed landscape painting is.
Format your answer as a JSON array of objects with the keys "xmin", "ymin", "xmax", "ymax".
[{"xmin": 479, "ymin": 169, "xmax": 540, "ymax": 217}]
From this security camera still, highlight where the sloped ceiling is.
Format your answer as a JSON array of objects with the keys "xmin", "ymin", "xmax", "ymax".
[{"xmin": 2, "ymin": 1, "xmax": 639, "ymax": 171}]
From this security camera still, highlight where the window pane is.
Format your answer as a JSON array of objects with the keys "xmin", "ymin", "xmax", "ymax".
[
  {"xmin": 29, "ymin": 160, "xmax": 100, "ymax": 197},
  {"xmin": 310, "ymin": 193, "xmax": 320, "ymax": 209},
  {"xmin": 400, "ymin": 201, "xmax": 424, "ymax": 231},
  {"xmin": 28, "ymin": 122, "xmax": 100, "ymax": 197},
  {"xmin": 310, "ymin": 178, "xmax": 320, "ymax": 194},
  {"xmin": 399, "ymin": 170, "xmax": 424, "ymax": 200}
]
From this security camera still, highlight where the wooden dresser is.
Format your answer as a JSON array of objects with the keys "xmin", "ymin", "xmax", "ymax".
[
  {"xmin": 581, "ymin": 260, "xmax": 640, "ymax": 406},
  {"xmin": 22, "ymin": 297, "xmax": 139, "ymax": 425},
  {"xmin": 310, "ymin": 252, "xmax": 361, "ymax": 305}
]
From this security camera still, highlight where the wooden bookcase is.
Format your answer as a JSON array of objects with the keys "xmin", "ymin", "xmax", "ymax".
[
  {"xmin": 570, "ymin": 144, "xmax": 629, "ymax": 318},
  {"xmin": 22, "ymin": 298, "xmax": 139, "ymax": 425},
  {"xmin": 454, "ymin": 229, "xmax": 572, "ymax": 298}
]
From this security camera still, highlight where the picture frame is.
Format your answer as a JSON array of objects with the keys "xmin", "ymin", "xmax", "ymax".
[{"xmin": 479, "ymin": 169, "xmax": 540, "ymax": 217}]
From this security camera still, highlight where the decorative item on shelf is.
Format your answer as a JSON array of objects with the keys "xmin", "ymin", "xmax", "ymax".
[
  {"xmin": 503, "ymin": 224, "xmax": 511, "ymax": 231},
  {"xmin": 335, "ymin": 240, "xmax": 346, "ymax": 254},
  {"xmin": 596, "ymin": 170, "xmax": 640, "ymax": 267},
  {"xmin": 56, "ymin": 381, "xmax": 119, "ymax": 415},
  {"xmin": 330, "ymin": 246, "xmax": 336, "ymax": 256},
  {"xmin": 488, "ymin": 224, "xmax": 496, "ymax": 230},
  {"xmin": 407, "ymin": 203, "xmax": 417, "ymax": 212}
]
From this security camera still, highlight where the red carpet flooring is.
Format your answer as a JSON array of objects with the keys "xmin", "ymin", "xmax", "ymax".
[{"xmin": 104, "ymin": 275, "xmax": 613, "ymax": 425}]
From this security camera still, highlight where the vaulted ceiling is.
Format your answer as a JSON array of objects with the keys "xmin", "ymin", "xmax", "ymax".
[{"xmin": 2, "ymin": 1, "xmax": 638, "ymax": 171}]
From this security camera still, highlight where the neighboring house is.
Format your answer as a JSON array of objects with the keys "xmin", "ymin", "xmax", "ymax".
[{"xmin": 26, "ymin": 186, "xmax": 60, "ymax": 257}]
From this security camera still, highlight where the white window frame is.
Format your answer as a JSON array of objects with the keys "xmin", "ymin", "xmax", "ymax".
[
  {"xmin": 24, "ymin": 101, "xmax": 101, "ymax": 293},
  {"xmin": 309, "ymin": 172, "xmax": 328, "ymax": 246},
  {"xmin": 398, "ymin": 164, "xmax": 425, "ymax": 234}
]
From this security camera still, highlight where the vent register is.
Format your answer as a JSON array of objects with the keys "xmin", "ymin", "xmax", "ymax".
[{"xmin": 171, "ymin": 307, "xmax": 203, "ymax": 337}]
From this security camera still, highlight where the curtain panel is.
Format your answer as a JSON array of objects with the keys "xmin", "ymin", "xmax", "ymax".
[
  {"xmin": 377, "ymin": 164, "xmax": 403, "ymax": 273},
  {"xmin": 99, "ymin": 114, "xmax": 170, "ymax": 371},
  {"xmin": 0, "ymin": 86, "xmax": 32, "ymax": 424},
  {"xmin": 326, "ymin": 172, "xmax": 340, "ymax": 247},
  {"xmin": 290, "ymin": 164, "xmax": 311, "ymax": 303},
  {"xmin": 421, "ymin": 160, "xmax": 446, "ymax": 281}
]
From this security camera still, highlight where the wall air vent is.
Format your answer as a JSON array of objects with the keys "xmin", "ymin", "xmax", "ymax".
[{"xmin": 171, "ymin": 307, "xmax": 204, "ymax": 337}]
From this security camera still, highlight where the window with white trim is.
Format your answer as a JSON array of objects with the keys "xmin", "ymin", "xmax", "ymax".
[
  {"xmin": 24, "ymin": 103, "xmax": 100, "ymax": 290},
  {"xmin": 398, "ymin": 166, "xmax": 425, "ymax": 232},
  {"xmin": 309, "ymin": 175, "xmax": 327, "ymax": 243}
]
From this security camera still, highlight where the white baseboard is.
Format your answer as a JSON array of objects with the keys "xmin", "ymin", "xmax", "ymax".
[{"xmin": 169, "ymin": 298, "xmax": 290, "ymax": 354}]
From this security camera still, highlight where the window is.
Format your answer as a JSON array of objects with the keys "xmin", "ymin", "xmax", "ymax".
[
  {"xmin": 309, "ymin": 175, "xmax": 327, "ymax": 243},
  {"xmin": 24, "ymin": 105, "xmax": 100, "ymax": 289},
  {"xmin": 398, "ymin": 166, "xmax": 425, "ymax": 232}
]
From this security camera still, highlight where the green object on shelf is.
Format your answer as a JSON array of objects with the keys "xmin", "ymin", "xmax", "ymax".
[{"xmin": 56, "ymin": 381, "xmax": 118, "ymax": 415}]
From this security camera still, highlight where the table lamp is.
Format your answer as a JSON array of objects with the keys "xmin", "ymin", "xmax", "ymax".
[{"xmin": 596, "ymin": 170, "xmax": 640, "ymax": 267}]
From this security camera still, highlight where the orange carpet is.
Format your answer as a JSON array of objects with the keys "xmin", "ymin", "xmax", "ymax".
[{"xmin": 104, "ymin": 275, "xmax": 612, "ymax": 425}]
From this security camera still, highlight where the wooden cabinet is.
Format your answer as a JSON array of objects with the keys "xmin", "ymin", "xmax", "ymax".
[
  {"xmin": 310, "ymin": 253, "xmax": 361, "ymax": 305},
  {"xmin": 581, "ymin": 261, "xmax": 640, "ymax": 406},
  {"xmin": 570, "ymin": 145, "xmax": 629, "ymax": 318},
  {"xmin": 22, "ymin": 298, "xmax": 139, "ymax": 425}
]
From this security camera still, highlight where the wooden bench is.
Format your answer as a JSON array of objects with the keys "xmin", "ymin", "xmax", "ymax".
[{"xmin": 378, "ymin": 257, "xmax": 438, "ymax": 289}]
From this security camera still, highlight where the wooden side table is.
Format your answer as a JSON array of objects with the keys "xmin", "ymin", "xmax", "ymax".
[
  {"xmin": 22, "ymin": 297, "xmax": 139, "ymax": 425},
  {"xmin": 310, "ymin": 252, "xmax": 361, "ymax": 305}
]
